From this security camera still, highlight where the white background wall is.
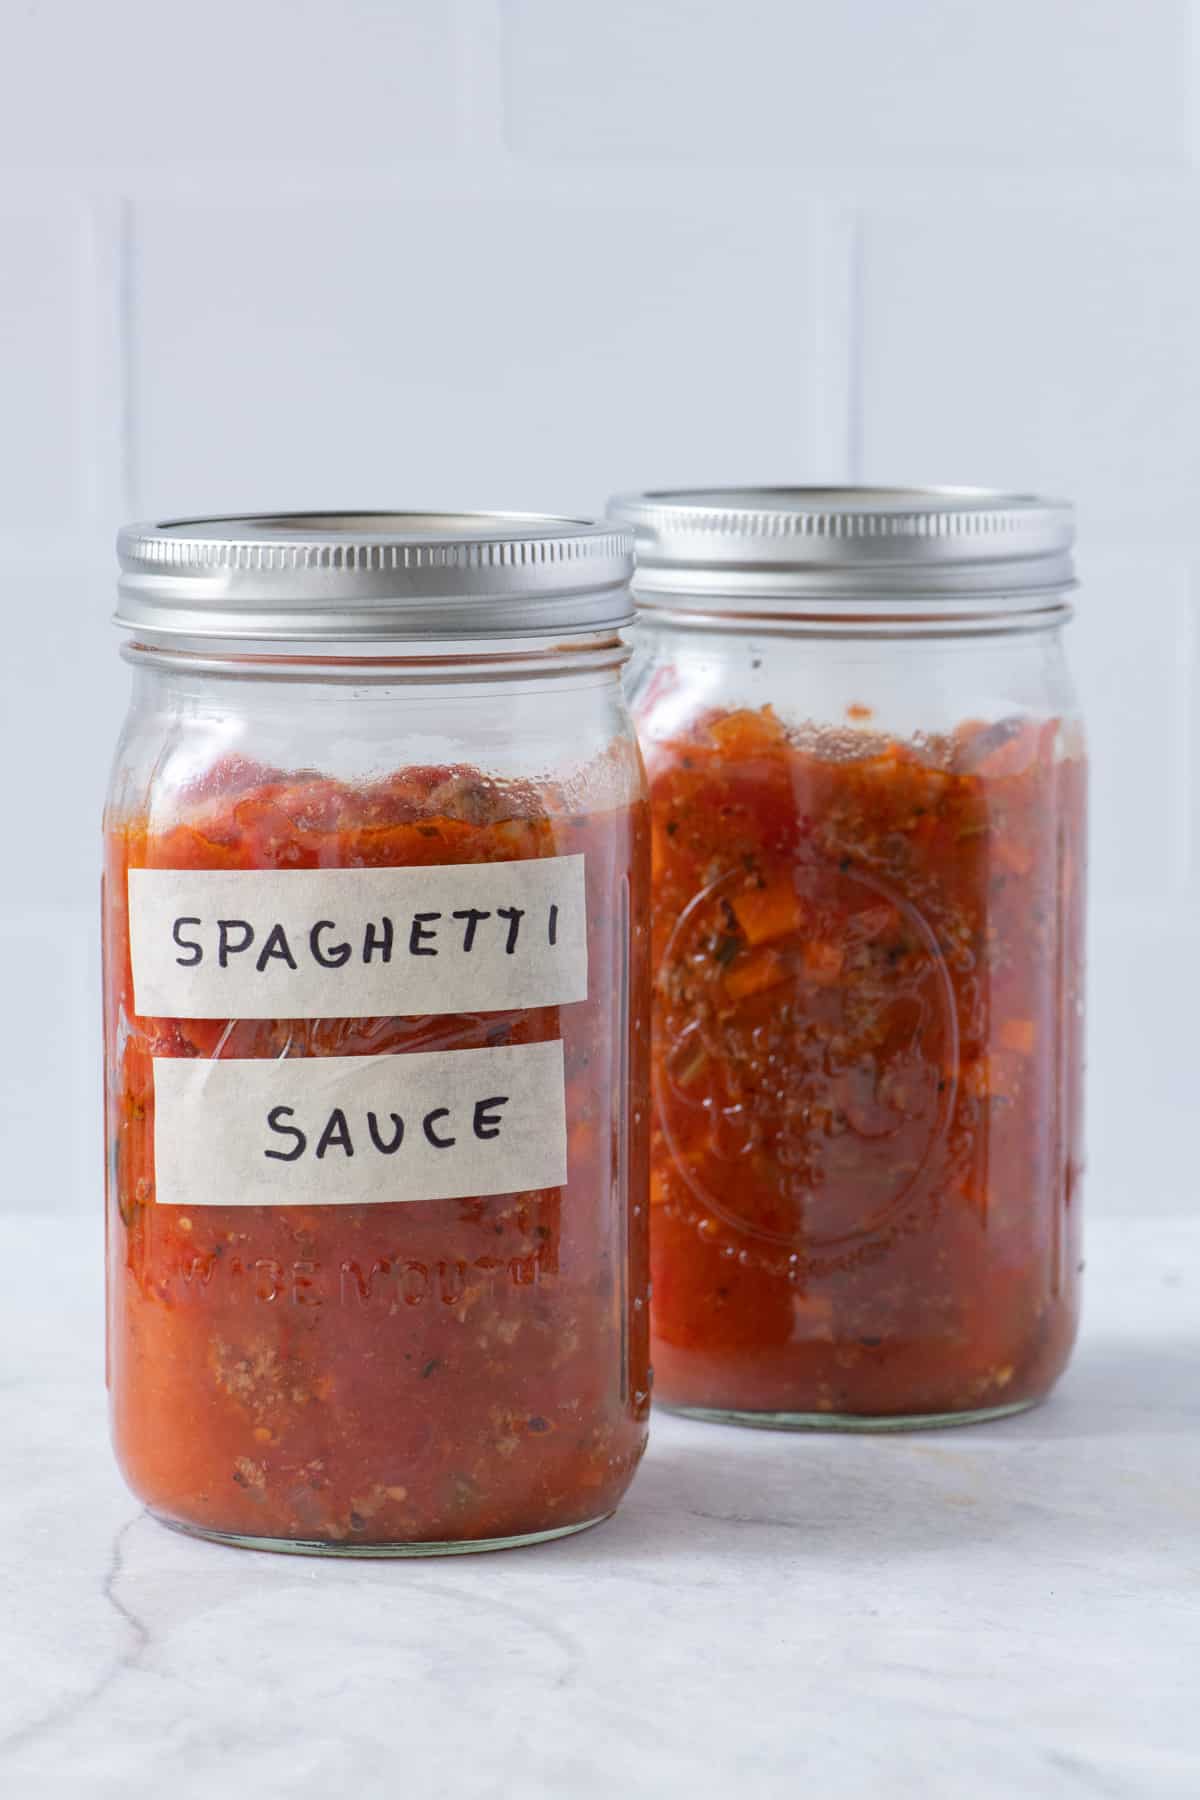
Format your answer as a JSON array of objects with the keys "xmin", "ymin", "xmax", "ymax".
[{"xmin": 2, "ymin": 0, "xmax": 1196, "ymax": 1216}]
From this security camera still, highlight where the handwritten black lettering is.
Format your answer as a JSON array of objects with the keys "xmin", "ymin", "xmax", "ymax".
[
  {"xmin": 315, "ymin": 1109, "xmax": 354, "ymax": 1159},
  {"xmin": 217, "ymin": 919, "xmax": 255, "ymax": 966},
  {"xmin": 451, "ymin": 907, "xmax": 490, "ymax": 952},
  {"xmin": 264, "ymin": 1105, "xmax": 306, "ymax": 1162},
  {"xmin": 362, "ymin": 917, "xmax": 394, "ymax": 964},
  {"xmin": 496, "ymin": 906, "xmax": 524, "ymax": 954},
  {"xmin": 473, "ymin": 1096, "xmax": 509, "ymax": 1140},
  {"xmin": 367, "ymin": 1111, "xmax": 405, "ymax": 1154},
  {"xmin": 310, "ymin": 920, "xmax": 351, "ymax": 968},
  {"xmin": 423, "ymin": 1108, "xmax": 455, "ymax": 1149},
  {"xmin": 409, "ymin": 912, "xmax": 440, "ymax": 956},
  {"xmin": 172, "ymin": 917, "xmax": 203, "ymax": 967},
  {"xmin": 256, "ymin": 922, "xmax": 298, "ymax": 973},
  {"xmin": 547, "ymin": 903, "xmax": 558, "ymax": 947}
]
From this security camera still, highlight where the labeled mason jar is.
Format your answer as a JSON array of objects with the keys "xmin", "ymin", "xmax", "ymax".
[
  {"xmin": 104, "ymin": 512, "xmax": 650, "ymax": 1551},
  {"xmin": 610, "ymin": 488, "xmax": 1086, "ymax": 1429}
]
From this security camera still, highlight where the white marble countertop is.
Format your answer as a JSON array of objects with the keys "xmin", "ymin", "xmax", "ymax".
[{"xmin": 1, "ymin": 1213, "xmax": 1197, "ymax": 1800}]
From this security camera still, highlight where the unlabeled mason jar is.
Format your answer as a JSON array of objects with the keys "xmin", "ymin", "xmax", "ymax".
[
  {"xmin": 104, "ymin": 512, "xmax": 649, "ymax": 1552},
  {"xmin": 610, "ymin": 488, "xmax": 1086, "ymax": 1429}
]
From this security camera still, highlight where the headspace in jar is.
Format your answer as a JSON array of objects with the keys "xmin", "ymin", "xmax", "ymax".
[
  {"xmin": 611, "ymin": 488, "xmax": 1086, "ymax": 1429},
  {"xmin": 105, "ymin": 513, "xmax": 649, "ymax": 1552}
]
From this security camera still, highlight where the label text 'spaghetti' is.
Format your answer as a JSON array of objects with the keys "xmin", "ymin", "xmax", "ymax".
[{"xmin": 128, "ymin": 856, "xmax": 587, "ymax": 1019}]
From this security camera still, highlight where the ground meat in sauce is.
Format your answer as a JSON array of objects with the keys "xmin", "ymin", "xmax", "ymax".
[
  {"xmin": 105, "ymin": 756, "xmax": 650, "ymax": 1545},
  {"xmin": 640, "ymin": 704, "xmax": 1086, "ymax": 1421}
]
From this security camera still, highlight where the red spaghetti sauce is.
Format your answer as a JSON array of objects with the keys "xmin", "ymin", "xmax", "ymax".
[
  {"xmin": 642, "ymin": 705, "xmax": 1085, "ymax": 1422},
  {"xmin": 105, "ymin": 755, "xmax": 649, "ymax": 1546}
]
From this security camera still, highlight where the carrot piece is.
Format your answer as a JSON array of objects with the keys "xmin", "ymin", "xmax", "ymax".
[
  {"xmin": 146, "ymin": 823, "xmax": 246, "ymax": 869},
  {"xmin": 724, "ymin": 946, "xmax": 790, "ymax": 1002},
  {"xmin": 975, "ymin": 721, "xmax": 1041, "ymax": 780},
  {"xmin": 964, "ymin": 1052, "xmax": 1024, "ymax": 1100},
  {"xmin": 707, "ymin": 706, "xmax": 787, "ymax": 756},
  {"xmin": 730, "ymin": 881, "xmax": 804, "ymax": 946},
  {"xmin": 992, "ymin": 835, "xmax": 1034, "ymax": 877},
  {"xmin": 802, "ymin": 940, "xmax": 844, "ymax": 985},
  {"xmin": 999, "ymin": 1017, "xmax": 1036, "ymax": 1056}
]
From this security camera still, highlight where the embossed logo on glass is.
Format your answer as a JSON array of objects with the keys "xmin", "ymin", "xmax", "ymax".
[{"xmin": 656, "ymin": 859, "xmax": 959, "ymax": 1249}]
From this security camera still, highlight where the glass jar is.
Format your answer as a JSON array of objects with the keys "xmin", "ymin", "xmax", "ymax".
[
  {"xmin": 611, "ymin": 488, "xmax": 1086, "ymax": 1429},
  {"xmin": 104, "ymin": 512, "xmax": 650, "ymax": 1552}
]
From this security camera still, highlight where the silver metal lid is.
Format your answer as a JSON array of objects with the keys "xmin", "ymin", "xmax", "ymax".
[
  {"xmin": 115, "ymin": 512, "xmax": 635, "ymax": 649},
  {"xmin": 606, "ymin": 487, "xmax": 1076, "ymax": 612}
]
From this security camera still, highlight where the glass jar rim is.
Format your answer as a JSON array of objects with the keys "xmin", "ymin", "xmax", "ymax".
[{"xmin": 119, "ymin": 629, "xmax": 631, "ymax": 686}]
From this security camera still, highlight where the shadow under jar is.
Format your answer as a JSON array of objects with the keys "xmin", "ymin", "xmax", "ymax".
[
  {"xmin": 104, "ymin": 512, "xmax": 650, "ymax": 1552},
  {"xmin": 610, "ymin": 488, "xmax": 1086, "ymax": 1430}
]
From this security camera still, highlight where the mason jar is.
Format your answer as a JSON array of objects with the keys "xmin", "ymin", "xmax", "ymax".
[
  {"xmin": 104, "ymin": 512, "xmax": 650, "ymax": 1552},
  {"xmin": 610, "ymin": 488, "xmax": 1086, "ymax": 1429}
]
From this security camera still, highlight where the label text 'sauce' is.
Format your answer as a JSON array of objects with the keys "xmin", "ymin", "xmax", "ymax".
[{"xmin": 263, "ymin": 1094, "xmax": 510, "ymax": 1164}]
